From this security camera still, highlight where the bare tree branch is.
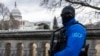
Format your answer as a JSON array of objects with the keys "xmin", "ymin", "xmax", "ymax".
[
  {"xmin": 65, "ymin": 0, "xmax": 100, "ymax": 10},
  {"xmin": 0, "ymin": 3, "xmax": 10, "ymax": 30}
]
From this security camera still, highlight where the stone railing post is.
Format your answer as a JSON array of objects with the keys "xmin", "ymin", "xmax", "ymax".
[
  {"xmin": 5, "ymin": 43, "xmax": 11, "ymax": 56},
  {"xmin": 45, "ymin": 43, "xmax": 50, "ymax": 56},
  {"xmin": 29, "ymin": 43, "xmax": 37, "ymax": 56},
  {"xmin": 16, "ymin": 43, "xmax": 24, "ymax": 56},
  {"xmin": 95, "ymin": 44, "xmax": 100, "ymax": 56}
]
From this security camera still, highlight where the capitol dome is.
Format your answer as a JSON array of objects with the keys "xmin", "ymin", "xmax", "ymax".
[
  {"xmin": 11, "ymin": 8, "xmax": 21, "ymax": 17},
  {"xmin": 11, "ymin": 2, "xmax": 22, "ymax": 21}
]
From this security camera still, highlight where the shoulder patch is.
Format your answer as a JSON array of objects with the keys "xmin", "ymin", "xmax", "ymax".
[{"xmin": 72, "ymin": 32, "xmax": 83, "ymax": 38}]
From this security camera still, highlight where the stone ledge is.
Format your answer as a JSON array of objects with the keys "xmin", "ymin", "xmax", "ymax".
[{"xmin": 0, "ymin": 29, "xmax": 99, "ymax": 40}]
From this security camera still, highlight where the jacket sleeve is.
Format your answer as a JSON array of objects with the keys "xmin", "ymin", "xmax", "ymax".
[{"xmin": 54, "ymin": 24, "xmax": 86, "ymax": 56}]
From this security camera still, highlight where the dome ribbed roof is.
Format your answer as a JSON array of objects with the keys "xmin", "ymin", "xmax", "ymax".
[{"xmin": 11, "ymin": 8, "xmax": 21, "ymax": 17}]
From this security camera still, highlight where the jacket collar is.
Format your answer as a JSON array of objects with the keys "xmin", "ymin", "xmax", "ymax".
[{"xmin": 63, "ymin": 18, "xmax": 76, "ymax": 28}]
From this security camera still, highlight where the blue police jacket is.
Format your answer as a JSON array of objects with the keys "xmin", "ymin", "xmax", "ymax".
[{"xmin": 54, "ymin": 18, "xmax": 87, "ymax": 56}]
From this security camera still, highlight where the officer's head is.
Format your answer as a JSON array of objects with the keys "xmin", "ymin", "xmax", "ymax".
[{"xmin": 61, "ymin": 5, "xmax": 75, "ymax": 23}]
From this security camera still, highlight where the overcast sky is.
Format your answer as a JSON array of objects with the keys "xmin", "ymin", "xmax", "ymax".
[
  {"xmin": 0, "ymin": 0, "xmax": 62, "ymax": 22},
  {"xmin": 0, "ymin": 0, "xmax": 100, "ymax": 25}
]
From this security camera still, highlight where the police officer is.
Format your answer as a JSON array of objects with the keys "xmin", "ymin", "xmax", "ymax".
[{"xmin": 54, "ymin": 5, "xmax": 87, "ymax": 56}]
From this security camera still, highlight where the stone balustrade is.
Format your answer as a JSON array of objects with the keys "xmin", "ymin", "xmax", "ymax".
[{"xmin": 0, "ymin": 28, "xmax": 99, "ymax": 56}]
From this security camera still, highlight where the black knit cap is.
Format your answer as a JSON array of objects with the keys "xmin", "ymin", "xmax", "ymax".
[{"xmin": 61, "ymin": 5, "xmax": 75, "ymax": 17}]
